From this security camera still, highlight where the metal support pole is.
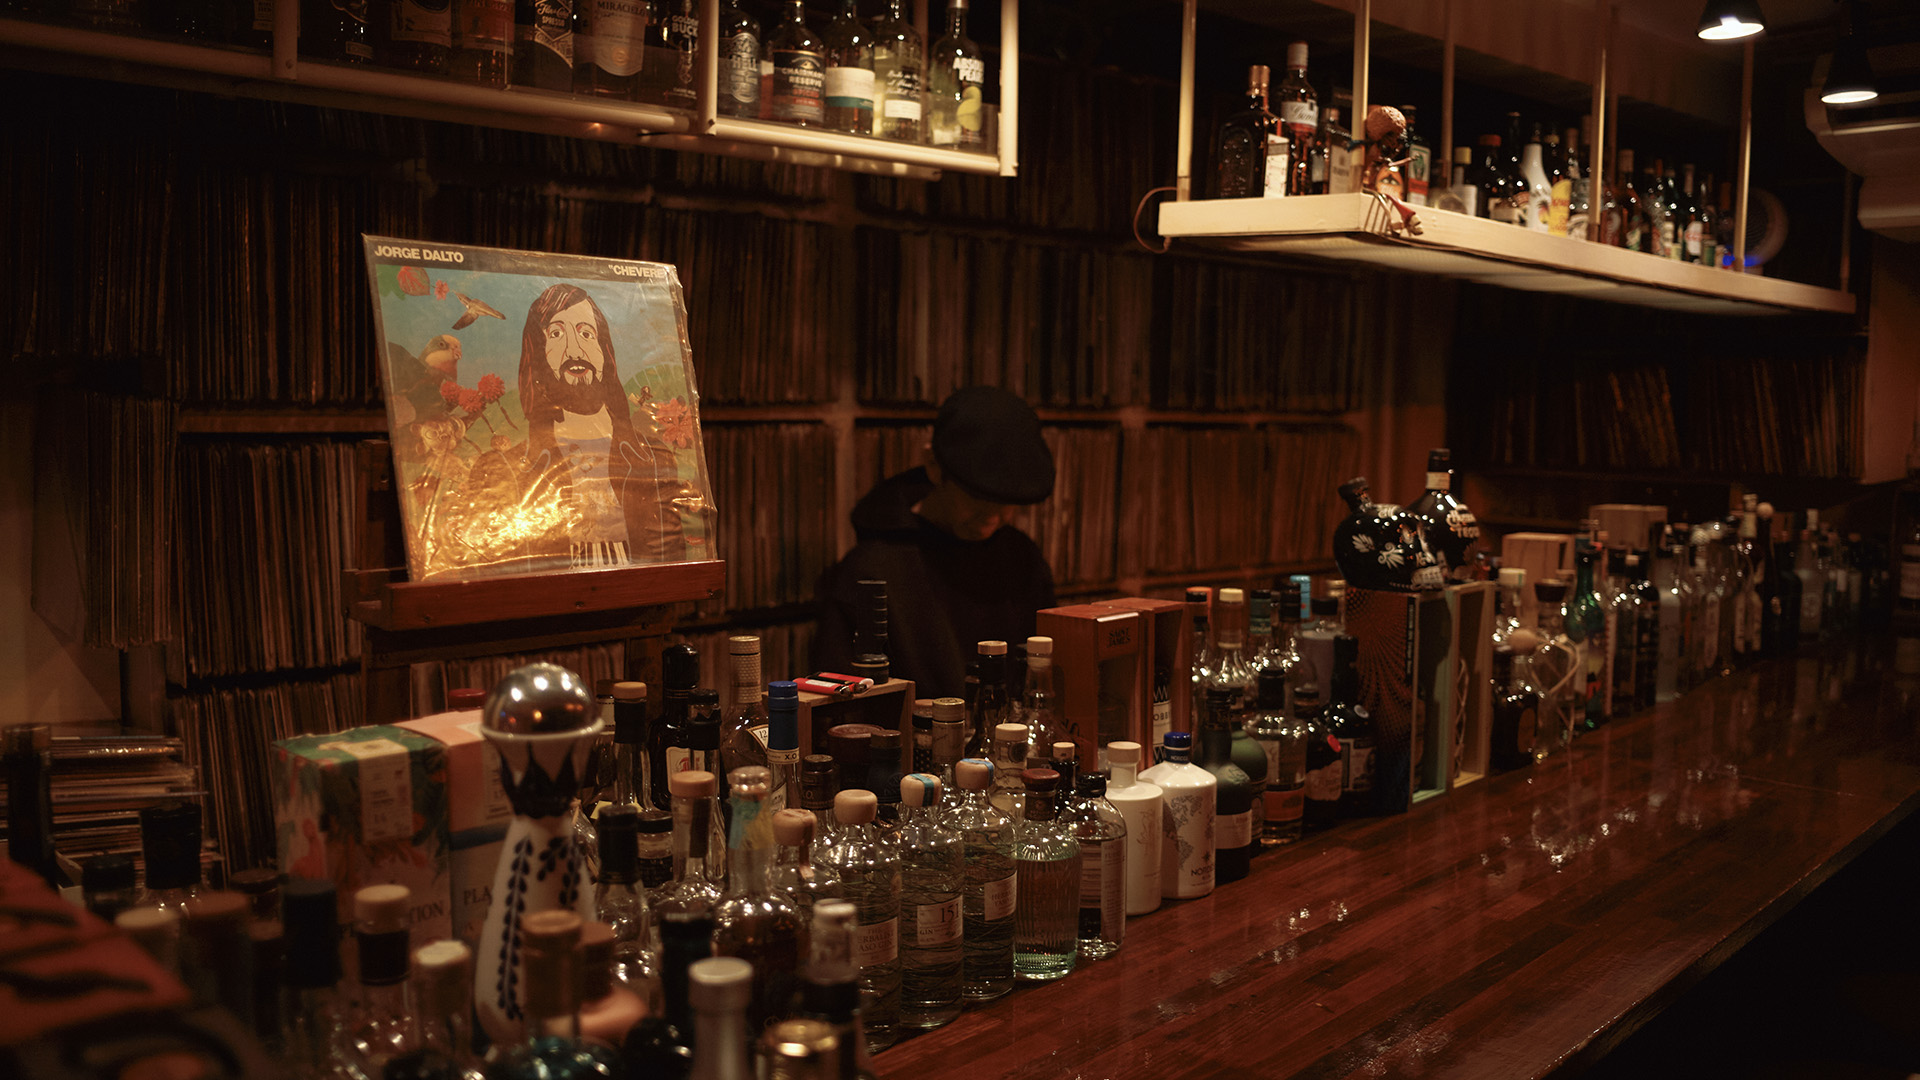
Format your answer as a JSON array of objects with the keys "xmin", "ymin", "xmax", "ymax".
[
  {"xmin": 272, "ymin": 0, "xmax": 296, "ymax": 78},
  {"xmin": 1176, "ymin": 0, "xmax": 1196, "ymax": 200},
  {"xmin": 998, "ymin": 0, "xmax": 1018, "ymax": 177},
  {"xmin": 1352, "ymin": 0, "xmax": 1370, "ymax": 190},
  {"xmin": 1440, "ymin": 0, "xmax": 1454, "ymax": 186},
  {"xmin": 1588, "ymin": 0, "xmax": 1609, "ymax": 241},
  {"xmin": 697, "ymin": 0, "xmax": 719, "ymax": 133},
  {"xmin": 1734, "ymin": 39, "xmax": 1753, "ymax": 273}
]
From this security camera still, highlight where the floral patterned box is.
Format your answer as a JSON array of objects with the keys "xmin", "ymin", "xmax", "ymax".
[
  {"xmin": 275, "ymin": 725, "xmax": 453, "ymax": 946},
  {"xmin": 395, "ymin": 709, "xmax": 511, "ymax": 947}
]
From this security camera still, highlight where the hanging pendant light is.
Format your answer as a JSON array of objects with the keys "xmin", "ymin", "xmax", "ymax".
[
  {"xmin": 1821, "ymin": 4, "xmax": 1879, "ymax": 105},
  {"xmin": 1696, "ymin": 0, "xmax": 1766, "ymax": 40}
]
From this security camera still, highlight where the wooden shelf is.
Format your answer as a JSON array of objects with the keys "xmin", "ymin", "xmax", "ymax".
[
  {"xmin": 1157, "ymin": 194, "xmax": 1858, "ymax": 317},
  {"xmin": 345, "ymin": 559, "xmax": 725, "ymax": 632},
  {"xmin": 0, "ymin": 11, "xmax": 1014, "ymax": 180}
]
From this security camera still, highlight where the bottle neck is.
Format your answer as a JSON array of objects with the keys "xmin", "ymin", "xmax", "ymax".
[
  {"xmin": 1110, "ymin": 761, "xmax": 1137, "ymax": 789},
  {"xmin": 692, "ymin": 1002, "xmax": 751, "ymax": 1080},
  {"xmin": 674, "ymin": 796, "xmax": 716, "ymax": 884},
  {"xmin": 945, "ymin": 5, "xmax": 965, "ymax": 35},
  {"xmin": 725, "ymin": 803, "xmax": 767, "ymax": 896},
  {"xmin": 613, "ymin": 742, "xmax": 646, "ymax": 807}
]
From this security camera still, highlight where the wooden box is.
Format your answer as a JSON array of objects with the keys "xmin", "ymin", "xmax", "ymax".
[
  {"xmin": 1442, "ymin": 582, "xmax": 1498, "ymax": 793},
  {"xmin": 1035, "ymin": 605, "xmax": 1143, "ymax": 766},
  {"xmin": 796, "ymin": 677, "xmax": 916, "ymax": 774},
  {"xmin": 1342, "ymin": 586, "xmax": 1454, "ymax": 816},
  {"xmin": 1094, "ymin": 597, "xmax": 1188, "ymax": 750}
]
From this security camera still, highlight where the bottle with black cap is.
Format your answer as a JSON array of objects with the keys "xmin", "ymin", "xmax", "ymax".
[
  {"xmin": 592, "ymin": 803, "xmax": 651, "ymax": 990},
  {"xmin": 655, "ymin": 644, "xmax": 701, "ymax": 811},
  {"xmin": 138, "ymin": 800, "xmax": 203, "ymax": 915},
  {"xmin": 1298, "ymin": 682, "xmax": 1340, "ymax": 831},
  {"xmin": 766, "ymin": 680, "xmax": 802, "ymax": 820},
  {"xmin": 81, "ymin": 853, "xmax": 138, "ymax": 921},
  {"xmin": 181, "ymin": 890, "xmax": 256, "ymax": 1033},
  {"xmin": 347, "ymin": 884, "xmax": 418, "ymax": 1076},
  {"xmin": 282, "ymin": 878, "xmax": 346, "ymax": 1074},
  {"xmin": 1197, "ymin": 687, "xmax": 1256, "ymax": 883},
  {"xmin": 799, "ymin": 754, "xmax": 839, "ymax": 845},
  {"xmin": 622, "ymin": 912, "xmax": 713, "ymax": 1080}
]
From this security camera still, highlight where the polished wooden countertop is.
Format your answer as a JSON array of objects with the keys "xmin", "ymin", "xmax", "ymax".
[{"xmin": 876, "ymin": 641, "xmax": 1920, "ymax": 1079}]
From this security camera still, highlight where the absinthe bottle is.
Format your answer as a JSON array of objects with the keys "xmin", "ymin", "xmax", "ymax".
[
  {"xmin": 951, "ymin": 758, "xmax": 1016, "ymax": 1001},
  {"xmin": 821, "ymin": 0, "xmax": 875, "ymax": 135},
  {"xmin": 869, "ymin": 0, "xmax": 924, "ymax": 142},
  {"xmin": 1138, "ymin": 731, "xmax": 1215, "ymax": 899},
  {"xmin": 894, "ymin": 774, "xmax": 963, "ymax": 1028},
  {"xmin": 769, "ymin": 0, "xmax": 826, "ymax": 126},
  {"xmin": 1196, "ymin": 688, "xmax": 1256, "ymax": 884},
  {"xmin": 1010, "ymin": 769, "xmax": 1078, "ymax": 981},
  {"xmin": 927, "ymin": 0, "xmax": 985, "ymax": 149}
]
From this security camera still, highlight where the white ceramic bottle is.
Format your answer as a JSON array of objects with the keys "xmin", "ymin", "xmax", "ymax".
[
  {"xmin": 1103, "ymin": 741, "xmax": 1163, "ymax": 916},
  {"xmin": 1138, "ymin": 731, "xmax": 1215, "ymax": 900}
]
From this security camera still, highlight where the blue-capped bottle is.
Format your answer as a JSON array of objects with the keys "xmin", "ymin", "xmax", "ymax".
[{"xmin": 1137, "ymin": 732, "xmax": 1215, "ymax": 899}]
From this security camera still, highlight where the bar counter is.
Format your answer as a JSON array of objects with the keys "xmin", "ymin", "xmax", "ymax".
[{"xmin": 876, "ymin": 641, "xmax": 1920, "ymax": 1079}]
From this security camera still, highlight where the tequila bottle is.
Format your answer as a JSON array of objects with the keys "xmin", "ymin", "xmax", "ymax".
[
  {"xmin": 894, "ymin": 774, "xmax": 964, "ymax": 1028},
  {"xmin": 816, "ymin": 790, "xmax": 901, "ymax": 1051},
  {"xmin": 949, "ymin": 758, "xmax": 1015, "ymax": 1000},
  {"xmin": 1010, "ymin": 769, "xmax": 1077, "ymax": 982},
  {"xmin": 1064, "ymin": 773, "xmax": 1126, "ymax": 959},
  {"xmin": 713, "ymin": 766, "xmax": 805, "ymax": 1035}
]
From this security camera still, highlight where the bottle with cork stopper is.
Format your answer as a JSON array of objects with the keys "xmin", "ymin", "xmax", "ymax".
[
  {"xmin": 488, "ymin": 911, "xmax": 621, "ymax": 1077},
  {"xmin": 894, "ymin": 773, "xmax": 963, "ymax": 1029},
  {"xmin": 576, "ymin": 921, "xmax": 646, "ymax": 1046},
  {"xmin": 654, "ymin": 770, "xmax": 726, "ymax": 919},
  {"xmin": 383, "ymin": 939, "xmax": 484, "ymax": 1080},
  {"xmin": 715, "ymin": 766, "xmax": 805, "ymax": 1035},
  {"xmin": 347, "ymin": 884, "xmax": 418, "ymax": 1075},
  {"xmin": 1016, "ymin": 635, "xmax": 1058, "ymax": 749},
  {"xmin": 949, "ymin": 757, "xmax": 1014, "ymax": 1001},
  {"xmin": 816, "ymin": 789, "xmax": 902, "ymax": 1051},
  {"xmin": 769, "ymin": 807, "xmax": 843, "ymax": 918}
]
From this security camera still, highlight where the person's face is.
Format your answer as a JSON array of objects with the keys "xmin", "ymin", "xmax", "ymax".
[
  {"xmin": 946, "ymin": 485, "xmax": 1023, "ymax": 542},
  {"xmin": 544, "ymin": 299, "xmax": 604, "ymax": 388}
]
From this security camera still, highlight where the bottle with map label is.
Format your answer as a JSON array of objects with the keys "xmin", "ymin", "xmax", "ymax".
[{"xmin": 1138, "ymin": 731, "xmax": 1215, "ymax": 899}]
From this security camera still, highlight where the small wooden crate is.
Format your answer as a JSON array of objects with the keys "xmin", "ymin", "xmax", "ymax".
[
  {"xmin": 1095, "ymin": 597, "xmax": 1188, "ymax": 751},
  {"xmin": 1444, "ymin": 581, "xmax": 1497, "ymax": 792},
  {"xmin": 796, "ymin": 677, "xmax": 917, "ymax": 774}
]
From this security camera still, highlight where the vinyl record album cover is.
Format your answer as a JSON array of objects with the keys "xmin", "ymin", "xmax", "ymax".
[{"xmin": 363, "ymin": 237, "xmax": 718, "ymax": 582}]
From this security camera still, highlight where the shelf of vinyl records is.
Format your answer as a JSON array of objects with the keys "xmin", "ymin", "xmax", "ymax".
[
  {"xmin": 1156, "ymin": 193, "xmax": 1857, "ymax": 318},
  {"xmin": 0, "ymin": 3, "xmax": 1016, "ymax": 181}
]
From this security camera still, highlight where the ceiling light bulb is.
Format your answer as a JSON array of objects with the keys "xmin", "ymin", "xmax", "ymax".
[{"xmin": 1696, "ymin": 0, "xmax": 1766, "ymax": 40}]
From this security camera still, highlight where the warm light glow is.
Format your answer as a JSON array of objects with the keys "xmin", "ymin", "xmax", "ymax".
[
  {"xmin": 1822, "ymin": 87, "xmax": 1880, "ymax": 104},
  {"xmin": 1699, "ymin": 16, "xmax": 1764, "ymax": 39}
]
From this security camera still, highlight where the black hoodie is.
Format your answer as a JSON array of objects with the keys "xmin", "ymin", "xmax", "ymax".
[{"xmin": 814, "ymin": 467, "xmax": 1056, "ymax": 699}]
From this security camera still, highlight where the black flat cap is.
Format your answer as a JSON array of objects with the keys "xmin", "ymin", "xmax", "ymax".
[{"xmin": 933, "ymin": 386, "xmax": 1055, "ymax": 505}]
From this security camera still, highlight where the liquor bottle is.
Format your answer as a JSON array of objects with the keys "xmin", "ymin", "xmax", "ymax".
[
  {"xmin": 1489, "ymin": 642, "xmax": 1541, "ymax": 772},
  {"xmin": 966, "ymin": 640, "xmax": 1010, "ymax": 760},
  {"xmin": 821, "ymin": 0, "xmax": 875, "ymax": 134},
  {"xmin": 634, "ymin": 0, "xmax": 697, "ymax": 107},
  {"xmin": 947, "ymin": 758, "xmax": 1015, "ymax": 1000},
  {"xmin": 449, "ymin": 0, "xmax": 512, "ymax": 86},
  {"xmin": 653, "ymin": 771, "xmax": 725, "ymax": 919},
  {"xmin": 1102, "ymin": 742, "xmax": 1162, "ymax": 914},
  {"xmin": 1293, "ymin": 683, "xmax": 1336, "ymax": 829},
  {"xmin": 1614, "ymin": 149, "xmax": 1645, "ymax": 251},
  {"xmin": 138, "ymin": 801, "xmax": 203, "ymax": 914},
  {"xmin": 1642, "ymin": 159, "xmax": 1673, "ymax": 259},
  {"xmin": 798, "ymin": 901, "xmax": 879, "ymax": 1080},
  {"xmin": 1246, "ymin": 589, "xmax": 1277, "ymax": 675},
  {"xmin": 1307, "ymin": 105, "xmax": 1333, "ymax": 193},
  {"xmin": 926, "ymin": 0, "xmax": 985, "ymax": 149},
  {"xmin": 383, "ymin": 0, "xmax": 452, "ymax": 73},
  {"xmin": 712, "ymin": 0, "xmax": 760, "ymax": 116},
  {"xmin": 1519, "ymin": 124, "xmax": 1552, "ymax": 232},
  {"xmin": 385, "ymin": 941, "xmax": 484, "ymax": 1080},
  {"xmin": 5, "ymin": 724, "xmax": 58, "ymax": 888},
  {"xmin": 1432, "ymin": 145, "xmax": 1480, "ymax": 216},
  {"xmin": 1473, "ymin": 135, "xmax": 1516, "ymax": 221},
  {"xmin": 1323, "ymin": 635, "xmax": 1377, "ymax": 818},
  {"xmin": 1224, "ymin": 683, "xmax": 1268, "ymax": 847},
  {"xmin": 281, "ymin": 879, "xmax": 347, "ymax": 1077},
  {"xmin": 1247, "ymin": 668, "xmax": 1305, "ymax": 846},
  {"xmin": 1063, "ymin": 773, "xmax": 1125, "ymax": 959},
  {"xmin": 686, "ymin": 957, "xmax": 754, "ymax": 1080},
  {"xmin": 1652, "ymin": 535, "xmax": 1686, "ymax": 701},
  {"xmin": 1009, "ymin": 769, "xmax": 1077, "ymax": 982},
  {"xmin": 1796, "ymin": 526, "xmax": 1827, "ymax": 639},
  {"xmin": 712, "ymin": 767, "xmax": 804, "ymax": 1035},
  {"xmin": 928, "ymin": 697, "xmax": 968, "ymax": 787},
  {"xmin": 81, "ymin": 854, "xmax": 138, "ymax": 921},
  {"xmin": 769, "ymin": 808, "xmax": 843, "ymax": 923},
  {"xmin": 509, "ymin": 0, "xmax": 571, "ymax": 89},
  {"xmin": 345, "ymin": 885, "xmax": 417, "ymax": 1078},
  {"xmin": 816, "ymin": 790, "xmax": 901, "ymax": 1051},
  {"xmin": 1138, "ymin": 732, "xmax": 1215, "ymax": 899},
  {"xmin": 765, "ymin": 680, "xmax": 802, "ymax": 826},
  {"xmin": 1045, "ymin": 742, "xmax": 1079, "ymax": 801},
  {"xmin": 987, "ymin": 722, "xmax": 1028, "ymax": 813},
  {"xmin": 655, "ymin": 645, "xmax": 699, "ymax": 811},
  {"xmin": 1632, "ymin": 550, "xmax": 1661, "ymax": 709},
  {"xmin": 1544, "ymin": 130, "xmax": 1571, "ymax": 236},
  {"xmin": 620, "ymin": 913, "xmax": 709, "ymax": 1079},
  {"xmin": 1565, "ymin": 128, "xmax": 1592, "ymax": 238},
  {"xmin": 608, "ymin": 681, "xmax": 655, "ymax": 817},
  {"xmin": 1272, "ymin": 41, "xmax": 1318, "ymax": 196},
  {"xmin": 720, "ymin": 638, "xmax": 771, "ymax": 801},
  {"xmin": 1210, "ymin": 587, "xmax": 1254, "ymax": 717},
  {"xmin": 893, "ymin": 774, "xmax": 963, "ymax": 1028},
  {"xmin": 576, "ymin": 923, "xmax": 646, "ymax": 1046},
  {"xmin": 1608, "ymin": 549, "xmax": 1642, "ymax": 715},
  {"xmin": 487, "ymin": 912, "xmax": 621, "ymax": 1080},
  {"xmin": 1401, "ymin": 105, "xmax": 1430, "ymax": 205},
  {"xmin": 1566, "ymin": 543, "xmax": 1607, "ymax": 729},
  {"xmin": 1405, "ymin": 449, "xmax": 1480, "ymax": 580},
  {"xmin": 1015, "ymin": 636, "xmax": 1059, "ymax": 750},
  {"xmin": 1215, "ymin": 65, "xmax": 1282, "ymax": 199},
  {"xmin": 1679, "ymin": 165, "xmax": 1705, "ymax": 263},
  {"xmin": 868, "ymin": 0, "xmax": 924, "ymax": 142},
  {"xmin": 1297, "ymin": 594, "xmax": 1343, "ymax": 704},
  {"xmin": 1667, "ymin": 163, "xmax": 1697, "ymax": 263},
  {"xmin": 1695, "ymin": 172, "xmax": 1720, "ymax": 267},
  {"xmin": 1185, "ymin": 587, "xmax": 1217, "ymax": 726},
  {"xmin": 678, "ymin": 688, "xmax": 723, "ymax": 777},
  {"xmin": 180, "ymin": 892, "xmax": 256, "ymax": 1037}
]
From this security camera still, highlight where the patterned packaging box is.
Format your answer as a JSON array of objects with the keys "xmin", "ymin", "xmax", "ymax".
[
  {"xmin": 275, "ymin": 725, "xmax": 453, "ymax": 945},
  {"xmin": 396, "ymin": 709, "xmax": 513, "ymax": 946}
]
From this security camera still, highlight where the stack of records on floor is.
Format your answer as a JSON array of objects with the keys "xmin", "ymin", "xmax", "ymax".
[{"xmin": 0, "ymin": 734, "xmax": 205, "ymax": 880}]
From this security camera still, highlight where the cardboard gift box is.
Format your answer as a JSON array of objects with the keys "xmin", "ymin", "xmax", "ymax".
[
  {"xmin": 394, "ymin": 708, "xmax": 513, "ymax": 946},
  {"xmin": 1035, "ymin": 604, "xmax": 1143, "ymax": 766}
]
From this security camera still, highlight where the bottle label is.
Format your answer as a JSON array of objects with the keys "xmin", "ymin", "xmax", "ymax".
[
  {"xmin": 1339, "ymin": 741, "xmax": 1374, "ymax": 794},
  {"xmin": 590, "ymin": 0, "xmax": 644, "ymax": 75},
  {"xmin": 665, "ymin": 746, "xmax": 691, "ymax": 775},
  {"xmin": 319, "ymin": 738, "xmax": 414, "ymax": 844},
  {"xmin": 1305, "ymin": 760, "xmax": 1342, "ymax": 802},
  {"xmin": 1406, "ymin": 143, "xmax": 1430, "ymax": 204},
  {"xmin": 853, "ymin": 917, "xmax": 898, "ymax": 967},
  {"xmin": 1263, "ymin": 786, "xmax": 1304, "ymax": 825},
  {"xmin": 1263, "ymin": 135, "xmax": 1290, "ymax": 199},
  {"xmin": 455, "ymin": 0, "xmax": 511, "ymax": 51},
  {"xmin": 724, "ymin": 32, "xmax": 760, "ymax": 107},
  {"xmin": 1548, "ymin": 179, "xmax": 1572, "ymax": 235},
  {"xmin": 1278, "ymin": 101, "xmax": 1317, "ymax": 128},
  {"xmin": 1215, "ymin": 808, "xmax": 1253, "ymax": 849},
  {"xmin": 772, "ymin": 48, "xmax": 826, "ymax": 123},
  {"xmin": 1490, "ymin": 199, "xmax": 1524, "ymax": 225},
  {"xmin": 1151, "ymin": 700, "xmax": 1172, "ymax": 748},
  {"xmin": 1078, "ymin": 840, "xmax": 1110, "ymax": 905},
  {"xmin": 1260, "ymin": 739, "xmax": 1282, "ymax": 782},
  {"xmin": 882, "ymin": 66, "xmax": 923, "ymax": 120},
  {"xmin": 982, "ymin": 870, "xmax": 1016, "ymax": 921},
  {"xmin": 914, "ymin": 896, "xmax": 961, "ymax": 947},
  {"xmin": 251, "ymin": 0, "xmax": 273, "ymax": 32},
  {"xmin": 533, "ymin": 0, "xmax": 573, "ymax": 65},
  {"xmin": 391, "ymin": 0, "xmax": 452, "ymax": 46},
  {"xmin": 824, "ymin": 65, "xmax": 876, "ymax": 110},
  {"xmin": 1686, "ymin": 222, "xmax": 1704, "ymax": 259},
  {"xmin": 1165, "ymin": 788, "xmax": 1215, "ymax": 894}
]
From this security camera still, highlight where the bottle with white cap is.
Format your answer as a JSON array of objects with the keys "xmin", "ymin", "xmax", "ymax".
[
  {"xmin": 987, "ymin": 722, "xmax": 1029, "ymax": 814},
  {"xmin": 1102, "ymin": 742, "xmax": 1162, "ymax": 914},
  {"xmin": 688, "ymin": 956, "xmax": 755, "ymax": 1080},
  {"xmin": 384, "ymin": 939, "xmax": 483, "ymax": 1080},
  {"xmin": 948, "ymin": 758, "xmax": 1014, "ymax": 1001},
  {"xmin": 927, "ymin": 697, "xmax": 968, "ymax": 788},
  {"xmin": 894, "ymin": 773, "xmax": 963, "ymax": 1028},
  {"xmin": 814, "ymin": 789, "xmax": 901, "ymax": 1050},
  {"xmin": 1015, "ymin": 636, "xmax": 1058, "ymax": 750}
]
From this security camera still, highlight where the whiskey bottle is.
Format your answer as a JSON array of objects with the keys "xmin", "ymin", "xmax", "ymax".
[
  {"xmin": 509, "ymin": 0, "xmax": 572, "ymax": 90},
  {"xmin": 821, "ymin": 0, "xmax": 875, "ymax": 135},
  {"xmin": 926, "ymin": 0, "xmax": 985, "ymax": 148},
  {"xmin": 449, "ymin": 0, "xmax": 512, "ymax": 86},
  {"xmin": 637, "ymin": 0, "xmax": 698, "ymax": 108},
  {"xmin": 687, "ymin": 958, "xmax": 755, "ymax": 1080},
  {"xmin": 894, "ymin": 774, "xmax": 964, "ymax": 1028},
  {"xmin": 1323, "ymin": 635, "xmax": 1376, "ymax": 819},
  {"xmin": 719, "ymin": 638, "xmax": 771, "ymax": 801},
  {"xmin": 1064, "ymin": 773, "xmax": 1126, "ymax": 959},
  {"xmin": 1102, "ymin": 742, "xmax": 1162, "ymax": 914},
  {"xmin": 713, "ymin": 766, "xmax": 804, "ymax": 1035},
  {"xmin": 1138, "ymin": 732, "xmax": 1215, "ymax": 899},
  {"xmin": 769, "ymin": 0, "xmax": 827, "ymax": 125},
  {"xmin": 949, "ymin": 758, "xmax": 1015, "ymax": 1000},
  {"xmin": 346, "ymin": 885, "xmax": 418, "ymax": 1078},
  {"xmin": 1010, "ymin": 769, "xmax": 1077, "ymax": 982},
  {"xmin": 609, "ymin": 681, "xmax": 654, "ymax": 814},
  {"xmin": 1247, "ymin": 669, "xmax": 1305, "ymax": 846},
  {"xmin": 716, "ymin": 0, "xmax": 761, "ymax": 117},
  {"xmin": 868, "ymin": 0, "xmax": 924, "ymax": 142},
  {"xmin": 1434, "ymin": 145, "xmax": 1480, "ymax": 216},
  {"xmin": 1215, "ymin": 64, "xmax": 1281, "ymax": 199},
  {"xmin": 1275, "ymin": 41, "xmax": 1318, "ymax": 196},
  {"xmin": 487, "ymin": 912, "xmax": 621, "ymax": 1080},
  {"xmin": 816, "ymin": 790, "xmax": 901, "ymax": 1051}
]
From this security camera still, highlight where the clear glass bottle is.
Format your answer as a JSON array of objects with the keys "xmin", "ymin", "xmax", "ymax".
[
  {"xmin": 816, "ymin": 789, "xmax": 901, "ymax": 1051},
  {"xmin": 713, "ymin": 766, "xmax": 804, "ymax": 1036},
  {"xmin": 798, "ymin": 901, "xmax": 880, "ymax": 1080},
  {"xmin": 383, "ymin": 940, "xmax": 485, "ymax": 1080},
  {"xmin": 768, "ymin": 0, "xmax": 827, "ymax": 126},
  {"xmin": 592, "ymin": 804, "xmax": 653, "ymax": 993},
  {"xmin": 1197, "ymin": 687, "xmax": 1256, "ymax": 880},
  {"xmin": 868, "ymin": 0, "xmax": 923, "ymax": 142},
  {"xmin": 1323, "ymin": 635, "xmax": 1377, "ymax": 819},
  {"xmin": 1186, "ymin": 587, "xmax": 1218, "ymax": 732},
  {"xmin": 1010, "ymin": 769, "xmax": 1078, "ymax": 982},
  {"xmin": 687, "ymin": 957, "xmax": 754, "ymax": 1080},
  {"xmin": 717, "ymin": 0, "xmax": 761, "ymax": 117},
  {"xmin": 926, "ymin": 0, "xmax": 985, "ymax": 149},
  {"xmin": 138, "ymin": 801, "xmax": 203, "ymax": 915},
  {"xmin": 1102, "ymin": 742, "xmax": 1162, "ymax": 915},
  {"xmin": 653, "ymin": 771, "xmax": 726, "ymax": 920},
  {"xmin": 346, "ymin": 885, "xmax": 418, "ymax": 1079},
  {"xmin": 821, "ymin": 0, "xmax": 874, "ymax": 135},
  {"xmin": 893, "ymin": 774, "xmax": 964, "ymax": 1028},
  {"xmin": 1530, "ymin": 581, "xmax": 1581, "ymax": 749},
  {"xmin": 770, "ymin": 808, "xmax": 845, "ymax": 921},
  {"xmin": 486, "ymin": 912, "xmax": 622, "ymax": 1080},
  {"xmin": 619, "ymin": 913, "xmax": 708, "ymax": 1078},
  {"xmin": 1064, "ymin": 773, "xmax": 1125, "ymax": 960},
  {"xmin": 1247, "ymin": 668, "xmax": 1305, "ymax": 846},
  {"xmin": 1274, "ymin": 41, "xmax": 1318, "ymax": 196},
  {"xmin": 988, "ymin": 721, "xmax": 1029, "ymax": 814},
  {"xmin": 1138, "ymin": 731, "xmax": 1215, "ymax": 899},
  {"xmin": 281, "ymin": 879, "xmax": 349, "ymax": 1080},
  {"xmin": 1016, "ymin": 636, "xmax": 1059, "ymax": 750},
  {"xmin": 576, "ymin": 923, "xmax": 646, "ymax": 1048},
  {"xmin": 928, "ymin": 697, "xmax": 968, "ymax": 787},
  {"xmin": 949, "ymin": 758, "xmax": 1015, "ymax": 1001},
  {"xmin": 1608, "ymin": 548, "xmax": 1640, "ymax": 717}
]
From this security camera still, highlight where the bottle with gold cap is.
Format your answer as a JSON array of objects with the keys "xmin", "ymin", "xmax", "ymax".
[
  {"xmin": 764, "ymin": 1018, "xmax": 841, "ymax": 1080},
  {"xmin": 1010, "ymin": 769, "xmax": 1077, "ymax": 982},
  {"xmin": 384, "ymin": 940, "xmax": 483, "ymax": 1080},
  {"xmin": 948, "ymin": 758, "xmax": 1013, "ymax": 1001},
  {"xmin": 714, "ymin": 766, "xmax": 805, "ymax": 1034},
  {"xmin": 894, "ymin": 773, "xmax": 962, "ymax": 1029},
  {"xmin": 485, "ymin": 911, "xmax": 621, "ymax": 1079},
  {"xmin": 1015, "ymin": 636, "xmax": 1058, "ymax": 750},
  {"xmin": 347, "ymin": 884, "xmax": 419, "ymax": 1078},
  {"xmin": 653, "ymin": 771, "xmax": 726, "ymax": 919},
  {"xmin": 815, "ymin": 789, "xmax": 901, "ymax": 1051},
  {"xmin": 797, "ymin": 900, "xmax": 878, "ymax": 1080},
  {"xmin": 688, "ymin": 957, "xmax": 755, "ymax": 1080},
  {"xmin": 576, "ymin": 922, "xmax": 646, "ymax": 1046},
  {"xmin": 768, "ymin": 808, "xmax": 843, "ymax": 919}
]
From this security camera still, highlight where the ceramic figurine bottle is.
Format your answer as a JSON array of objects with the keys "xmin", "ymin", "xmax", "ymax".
[{"xmin": 476, "ymin": 663, "xmax": 605, "ymax": 1046}]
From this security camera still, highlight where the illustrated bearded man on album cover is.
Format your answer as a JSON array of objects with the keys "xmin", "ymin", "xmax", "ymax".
[{"xmin": 518, "ymin": 282, "xmax": 688, "ymax": 566}]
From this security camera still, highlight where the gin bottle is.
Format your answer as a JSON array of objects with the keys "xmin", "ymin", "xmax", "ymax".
[
  {"xmin": 1102, "ymin": 742, "xmax": 1162, "ymax": 914},
  {"xmin": 949, "ymin": 758, "xmax": 1015, "ymax": 1000},
  {"xmin": 1010, "ymin": 769, "xmax": 1078, "ymax": 982},
  {"xmin": 1138, "ymin": 731, "xmax": 1215, "ymax": 898},
  {"xmin": 894, "ymin": 774, "xmax": 964, "ymax": 1028},
  {"xmin": 713, "ymin": 766, "xmax": 804, "ymax": 1036},
  {"xmin": 1063, "ymin": 773, "xmax": 1125, "ymax": 959},
  {"xmin": 816, "ymin": 790, "xmax": 901, "ymax": 1051}
]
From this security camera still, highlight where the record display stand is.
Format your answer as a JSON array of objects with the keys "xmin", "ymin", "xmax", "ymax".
[{"xmin": 343, "ymin": 442, "xmax": 726, "ymax": 723}]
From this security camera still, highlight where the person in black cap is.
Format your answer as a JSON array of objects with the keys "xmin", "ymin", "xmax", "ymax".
[{"xmin": 814, "ymin": 386, "xmax": 1057, "ymax": 698}]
